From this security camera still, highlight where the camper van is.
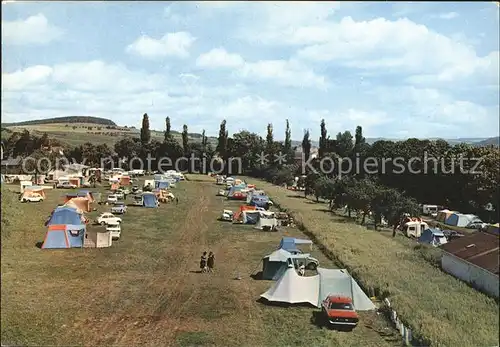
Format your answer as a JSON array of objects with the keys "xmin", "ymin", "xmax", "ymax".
[
  {"xmin": 422, "ymin": 204, "xmax": 438, "ymax": 216},
  {"xmin": 403, "ymin": 221, "xmax": 429, "ymax": 238},
  {"xmin": 130, "ymin": 169, "xmax": 145, "ymax": 176}
]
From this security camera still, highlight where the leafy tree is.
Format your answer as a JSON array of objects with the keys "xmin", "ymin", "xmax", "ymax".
[
  {"xmin": 319, "ymin": 119, "xmax": 327, "ymax": 158},
  {"xmin": 114, "ymin": 137, "xmax": 140, "ymax": 160},
  {"xmin": 302, "ymin": 130, "xmax": 311, "ymax": 163},
  {"xmin": 201, "ymin": 129, "xmax": 208, "ymax": 152},
  {"xmin": 228, "ymin": 131, "xmax": 265, "ymax": 174},
  {"xmin": 182, "ymin": 124, "xmax": 189, "ymax": 154},
  {"xmin": 266, "ymin": 123, "xmax": 275, "ymax": 157},
  {"xmin": 345, "ymin": 178, "xmax": 380, "ymax": 224},
  {"xmin": 314, "ymin": 176, "xmax": 336, "ymax": 203},
  {"xmin": 336, "ymin": 131, "xmax": 354, "ymax": 158},
  {"xmin": 216, "ymin": 120, "xmax": 228, "ymax": 159},
  {"xmin": 284, "ymin": 119, "xmax": 292, "ymax": 158},
  {"xmin": 13, "ymin": 130, "xmax": 36, "ymax": 157},
  {"xmin": 140, "ymin": 113, "xmax": 151, "ymax": 144},
  {"xmin": 165, "ymin": 117, "xmax": 171, "ymax": 141}
]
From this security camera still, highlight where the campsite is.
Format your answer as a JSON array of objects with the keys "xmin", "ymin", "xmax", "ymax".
[{"xmin": 1, "ymin": 174, "xmax": 405, "ymax": 347}]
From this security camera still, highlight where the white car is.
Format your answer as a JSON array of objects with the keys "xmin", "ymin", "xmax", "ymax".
[
  {"xmin": 96, "ymin": 213, "xmax": 122, "ymax": 225},
  {"xmin": 107, "ymin": 194, "xmax": 119, "ymax": 203},
  {"xmin": 56, "ymin": 181, "xmax": 77, "ymax": 189},
  {"xmin": 21, "ymin": 193, "xmax": 44, "ymax": 203},
  {"xmin": 107, "ymin": 223, "xmax": 121, "ymax": 240},
  {"xmin": 114, "ymin": 191, "xmax": 125, "ymax": 200}
]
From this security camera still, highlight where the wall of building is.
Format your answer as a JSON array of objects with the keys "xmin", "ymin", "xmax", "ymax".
[{"xmin": 441, "ymin": 253, "xmax": 499, "ymax": 298}]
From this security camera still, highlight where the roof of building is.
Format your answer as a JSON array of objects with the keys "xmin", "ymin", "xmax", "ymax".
[
  {"xmin": 441, "ymin": 232, "xmax": 499, "ymax": 275},
  {"xmin": 1, "ymin": 157, "xmax": 22, "ymax": 166}
]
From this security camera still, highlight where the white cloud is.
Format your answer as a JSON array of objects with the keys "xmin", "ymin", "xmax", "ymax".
[
  {"xmin": 126, "ymin": 32, "xmax": 196, "ymax": 59},
  {"xmin": 2, "ymin": 13, "xmax": 63, "ymax": 45},
  {"xmin": 237, "ymin": 2, "xmax": 340, "ymax": 44},
  {"xmin": 196, "ymin": 48, "xmax": 328, "ymax": 89},
  {"xmin": 196, "ymin": 48, "xmax": 244, "ymax": 68},
  {"xmin": 438, "ymin": 12, "xmax": 459, "ymax": 19},
  {"xmin": 288, "ymin": 16, "xmax": 496, "ymax": 85},
  {"xmin": 238, "ymin": 59, "xmax": 328, "ymax": 89},
  {"xmin": 2, "ymin": 65, "xmax": 53, "ymax": 90}
]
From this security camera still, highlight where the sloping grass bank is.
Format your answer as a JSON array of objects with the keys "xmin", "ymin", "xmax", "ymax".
[{"xmin": 243, "ymin": 178, "xmax": 499, "ymax": 347}]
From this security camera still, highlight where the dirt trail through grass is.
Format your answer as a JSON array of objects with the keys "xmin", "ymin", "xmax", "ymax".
[
  {"xmin": 88, "ymin": 185, "xmax": 214, "ymax": 345},
  {"xmin": 2, "ymin": 179, "xmax": 400, "ymax": 347}
]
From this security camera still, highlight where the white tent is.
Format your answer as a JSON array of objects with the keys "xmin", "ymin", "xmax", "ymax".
[
  {"xmin": 255, "ymin": 211, "xmax": 278, "ymax": 230},
  {"xmin": 261, "ymin": 264, "xmax": 319, "ymax": 306},
  {"xmin": 260, "ymin": 267, "xmax": 376, "ymax": 310}
]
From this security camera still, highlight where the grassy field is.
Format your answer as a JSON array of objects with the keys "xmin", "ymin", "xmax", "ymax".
[
  {"xmin": 241, "ymin": 177, "xmax": 499, "ymax": 347},
  {"xmin": 1, "ymin": 176, "xmax": 401, "ymax": 346},
  {"xmin": 3, "ymin": 123, "xmax": 217, "ymax": 148}
]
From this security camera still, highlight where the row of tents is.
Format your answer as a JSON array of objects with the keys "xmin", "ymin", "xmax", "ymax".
[
  {"xmin": 214, "ymin": 176, "xmax": 377, "ymax": 311},
  {"xmin": 436, "ymin": 209, "xmax": 492, "ymax": 229},
  {"xmin": 259, "ymin": 237, "xmax": 376, "ymax": 311}
]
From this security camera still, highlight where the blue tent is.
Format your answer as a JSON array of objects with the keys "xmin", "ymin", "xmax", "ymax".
[
  {"xmin": 47, "ymin": 208, "xmax": 83, "ymax": 226},
  {"xmin": 242, "ymin": 211, "xmax": 260, "ymax": 224},
  {"xmin": 227, "ymin": 186, "xmax": 244, "ymax": 198},
  {"xmin": 249, "ymin": 195, "xmax": 270, "ymax": 208},
  {"xmin": 418, "ymin": 228, "xmax": 447, "ymax": 247},
  {"xmin": 42, "ymin": 224, "xmax": 85, "ymax": 249},
  {"xmin": 155, "ymin": 180, "xmax": 169, "ymax": 189},
  {"xmin": 143, "ymin": 193, "xmax": 158, "ymax": 208},
  {"xmin": 278, "ymin": 237, "xmax": 300, "ymax": 253}
]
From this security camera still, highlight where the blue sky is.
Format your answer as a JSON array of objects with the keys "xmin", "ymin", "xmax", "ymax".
[{"xmin": 2, "ymin": 1, "xmax": 499, "ymax": 140}]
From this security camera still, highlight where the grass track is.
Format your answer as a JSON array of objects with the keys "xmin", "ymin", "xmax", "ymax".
[
  {"xmin": 241, "ymin": 176, "xmax": 499, "ymax": 347},
  {"xmin": 1, "ymin": 176, "xmax": 401, "ymax": 346}
]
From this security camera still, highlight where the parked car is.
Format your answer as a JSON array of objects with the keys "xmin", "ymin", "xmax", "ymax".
[
  {"xmin": 107, "ymin": 194, "xmax": 119, "ymax": 204},
  {"xmin": 220, "ymin": 210, "xmax": 233, "ymax": 221},
  {"xmin": 111, "ymin": 203, "xmax": 127, "ymax": 214},
  {"xmin": 288, "ymin": 255, "xmax": 319, "ymax": 270},
  {"xmin": 56, "ymin": 181, "xmax": 77, "ymax": 189},
  {"xmin": 106, "ymin": 223, "xmax": 121, "ymax": 240},
  {"xmin": 467, "ymin": 222, "xmax": 488, "ymax": 230},
  {"xmin": 114, "ymin": 191, "xmax": 125, "ymax": 200},
  {"xmin": 20, "ymin": 193, "xmax": 44, "ymax": 203},
  {"xmin": 96, "ymin": 213, "xmax": 122, "ymax": 225},
  {"xmin": 321, "ymin": 295, "xmax": 359, "ymax": 331}
]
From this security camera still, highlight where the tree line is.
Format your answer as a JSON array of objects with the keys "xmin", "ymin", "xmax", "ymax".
[{"xmin": 3, "ymin": 113, "xmax": 498, "ymax": 224}]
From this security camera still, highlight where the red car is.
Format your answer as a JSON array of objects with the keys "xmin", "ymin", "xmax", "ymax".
[{"xmin": 321, "ymin": 295, "xmax": 359, "ymax": 331}]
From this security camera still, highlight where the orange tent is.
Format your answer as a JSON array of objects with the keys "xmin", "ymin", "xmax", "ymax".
[
  {"xmin": 63, "ymin": 200, "xmax": 84, "ymax": 214},
  {"xmin": 234, "ymin": 205, "xmax": 256, "ymax": 220},
  {"xmin": 67, "ymin": 197, "xmax": 91, "ymax": 212},
  {"xmin": 22, "ymin": 187, "xmax": 46, "ymax": 199},
  {"xmin": 111, "ymin": 183, "xmax": 120, "ymax": 191},
  {"xmin": 119, "ymin": 176, "xmax": 131, "ymax": 185}
]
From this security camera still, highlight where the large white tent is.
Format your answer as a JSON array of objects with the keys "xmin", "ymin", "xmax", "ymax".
[
  {"xmin": 260, "ymin": 266, "xmax": 376, "ymax": 311},
  {"xmin": 254, "ymin": 211, "xmax": 278, "ymax": 230},
  {"xmin": 261, "ymin": 264, "xmax": 320, "ymax": 305}
]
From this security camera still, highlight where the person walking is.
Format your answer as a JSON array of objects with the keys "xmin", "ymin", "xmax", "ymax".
[
  {"xmin": 200, "ymin": 251, "xmax": 208, "ymax": 273},
  {"xmin": 207, "ymin": 251, "xmax": 215, "ymax": 273},
  {"xmin": 175, "ymin": 197, "xmax": 179, "ymax": 205}
]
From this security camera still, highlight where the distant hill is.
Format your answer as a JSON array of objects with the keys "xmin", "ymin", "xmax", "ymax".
[
  {"xmin": 474, "ymin": 137, "xmax": 499, "ymax": 147},
  {"xmin": 2, "ymin": 116, "xmax": 117, "ymax": 127},
  {"xmin": 291, "ymin": 137, "xmax": 498, "ymax": 148}
]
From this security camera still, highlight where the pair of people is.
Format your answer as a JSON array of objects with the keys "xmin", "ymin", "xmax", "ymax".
[{"xmin": 200, "ymin": 251, "xmax": 215, "ymax": 273}]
